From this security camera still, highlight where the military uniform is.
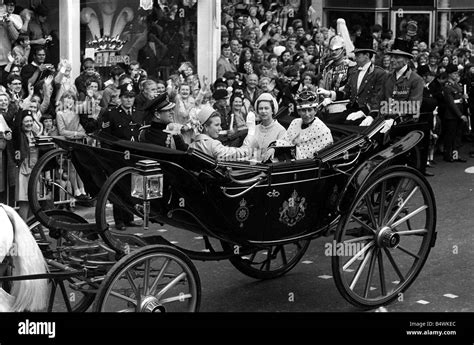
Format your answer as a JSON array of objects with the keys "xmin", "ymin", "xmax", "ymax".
[
  {"xmin": 320, "ymin": 58, "xmax": 356, "ymax": 93},
  {"xmin": 99, "ymin": 83, "xmax": 144, "ymax": 230},
  {"xmin": 100, "ymin": 105, "xmax": 144, "ymax": 142},
  {"xmin": 442, "ymin": 79, "xmax": 466, "ymax": 161},
  {"xmin": 139, "ymin": 122, "xmax": 188, "ymax": 151},
  {"xmin": 381, "ymin": 68, "xmax": 424, "ymax": 120}
]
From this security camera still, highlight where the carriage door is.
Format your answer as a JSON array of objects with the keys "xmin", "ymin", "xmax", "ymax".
[{"xmin": 391, "ymin": 9, "xmax": 434, "ymax": 46}]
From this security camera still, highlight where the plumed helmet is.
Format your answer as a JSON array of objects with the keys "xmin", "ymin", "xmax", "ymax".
[
  {"xmin": 254, "ymin": 92, "xmax": 279, "ymax": 115},
  {"xmin": 328, "ymin": 35, "xmax": 346, "ymax": 61}
]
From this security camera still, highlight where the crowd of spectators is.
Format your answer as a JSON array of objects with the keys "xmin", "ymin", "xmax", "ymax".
[{"xmin": 1, "ymin": 0, "xmax": 474, "ymax": 218}]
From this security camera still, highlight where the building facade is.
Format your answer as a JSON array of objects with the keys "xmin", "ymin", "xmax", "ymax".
[{"xmin": 6, "ymin": 0, "xmax": 474, "ymax": 81}]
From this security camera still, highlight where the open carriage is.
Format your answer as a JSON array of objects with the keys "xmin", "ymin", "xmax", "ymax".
[{"xmin": 1, "ymin": 117, "xmax": 437, "ymax": 312}]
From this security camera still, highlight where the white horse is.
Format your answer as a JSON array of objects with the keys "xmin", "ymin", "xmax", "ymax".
[{"xmin": 0, "ymin": 204, "xmax": 49, "ymax": 312}]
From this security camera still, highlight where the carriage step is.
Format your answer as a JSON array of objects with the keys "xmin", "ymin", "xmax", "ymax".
[{"xmin": 139, "ymin": 235, "xmax": 172, "ymax": 246}]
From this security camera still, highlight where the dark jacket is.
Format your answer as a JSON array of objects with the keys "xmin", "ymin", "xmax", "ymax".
[
  {"xmin": 99, "ymin": 105, "xmax": 144, "ymax": 141},
  {"xmin": 336, "ymin": 63, "xmax": 387, "ymax": 117},
  {"xmin": 442, "ymin": 80, "xmax": 464, "ymax": 120},
  {"xmin": 138, "ymin": 121, "xmax": 187, "ymax": 151},
  {"xmin": 381, "ymin": 67, "xmax": 424, "ymax": 118}
]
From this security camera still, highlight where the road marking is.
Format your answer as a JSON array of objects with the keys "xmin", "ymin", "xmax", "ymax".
[
  {"xmin": 344, "ymin": 268, "xmax": 354, "ymax": 272},
  {"xmin": 392, "ymin": 280, "xmax": 400, "ymax": 284},
  {"xmin": 416, "ymin": 300, "xmax": 430, "ymax": 305},
  {"xmin": 301, "ymin": 260, "xmax": 313, "ymax": 264},
  {"xmin": 157, "ymin": 229, "xmax": 167, "ymax": 233},
  {"xmin": 170, "ymin": 241, "xmax": 178, "ymax": 244},
  {"xmin": 443, "ymin": 293, "xmax": 458, "ymax": 299},
  {"xmin": 370, "ymin": 287, "xmax": 377, "ymax": 291},
  {"xmin": 194, "ymin": 236, "xmax": 203, "ymax": 240},
  {"xmin": 201, "ymin": 249, "xmax": 210, "ymax": 252},
  {"xmin": 464, "ymin": 166, "xmax": 474, "ymax": 174},
  {"xmin": 318, "ymin": 275, "xmax": 332, "ymax": 279}
]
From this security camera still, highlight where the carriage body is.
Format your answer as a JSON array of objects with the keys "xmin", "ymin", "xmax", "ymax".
[{"xmin": 18, "ymin": 119, "xmax": 436, "ymax": 311}]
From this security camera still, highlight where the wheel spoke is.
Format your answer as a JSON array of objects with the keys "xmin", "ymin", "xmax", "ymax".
[
  {"xmin": 378, "ymin": 180, "xmax": 387, "ymax": 225},
  {"xmin": 143, "ymin": 259, "xmax": 150, "ymax": 294},
  {"xmin": 125, "ymin": 271, "xmax": 139, "ymax": 298},
  {"xmin": 397, "ymin": 245, "xmax": 420, "ymax": 260},
  {"xmin": 387, "ymin": 186, "xmax": 419, "ymax": 227},
  {"xmin": 377, "ymin": 249, "xmax": 386, "ymax": 296},
  {"xmin": 280, "ymin": 246, "xmax": 288, "ymax": 265},
  {"xmin": 391, "ymin": 205, "xmax": 427, "ymax": 228},
  {"xmin": 382, "ymin": 178, "xmax": 405, "ymax": 224},
  {"xmin": 265, "ymin": 248, "xmax": 272, "ymax": 271},
  {"xmin": 156, "ymin": 272, "xmax": 187, "ymax": 299},
  {"xmin": 363, "ymin": 248, "xmax": 378, "ymax": 298},
  {"xmin": 352, "ymin": 215, "xmax": 377, "ymax": 234},
  {"xmin": 350, "ymin": 247, "xmax": 373, "ymax": 291},
  {"xmin": 109, "ymin": 290, "xmax": 138, "ymax": 305},
  {"xmin": 396, "ymin": 229, "xmax": 428, "ymax": 236},
  {"xmin": 383, "ymin": 248, "xmax": 405, "ymax": 283},
  {"xmin": 160, "ymin": 294, "xmax": 193, "ymax": 304},
  {"xmin": 364, "ymin": 194, "xmax": 378, "ymax": 229},
  {"xmin": 343, "ymin": 235, "xmax": 373, "ymax": 244},
  {"xmin": 148, "ymin": 258, "xmax": 170, "ymax": 295},
  {"xmin": 342, "ymin": 240, "xmax": 374, "ymax": 271}
]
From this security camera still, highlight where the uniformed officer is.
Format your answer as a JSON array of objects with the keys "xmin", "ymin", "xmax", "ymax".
[
  {"xmin": 381, "ymin": 38, "xmax": 424, "ymax": 121},
  {"xmin": 139, "ymin": 93, "xmax": 188, "ymax": 150},
  {"xmin": 441, "ymin": 64, "xmax": 469, "ymax": 162},
  {"xmin": 381, "ymin": 38, "xmax": 431, "ymax": 173},
  {"xmin": 99, "ymin": 83, "xmax": 144, "ymax": 230},
  {"xmin": 317, "ymin": 35, "xmax": 386, "ymax": 126},
  {"xmin": 100, "ymin": 83, "xmax": 144, "ymax": 142},
  {"xmin": 418, "ymin": 64, "xmax": 445, "ymax": 175}
]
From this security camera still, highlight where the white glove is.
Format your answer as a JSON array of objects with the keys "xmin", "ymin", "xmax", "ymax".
[
  {"xmin": 346, "ymin": 110, "xmax": 365, "ymax": 121},
  {"xmin": 246, "ymin": 111, "xmax": 256, "ymax": 136},
  {"xmin": 321, "ymin": 98, "xmax": 332, "ymax": 107},
  {"xmin": 359, "ymin": 115, "xmax": 374, "ymax": 127},
  {"xmin": 380, "ymin": 119, "xmax": 395, "ymax": 134},
  {"xmin": 317, "ymin": 88, "xmax": 331, "ymax": 98}
]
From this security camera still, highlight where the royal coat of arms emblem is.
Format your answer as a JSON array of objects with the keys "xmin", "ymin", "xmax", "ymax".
[
  {"xmin": 279, "ymin": 190, "xmax": 307, "ymax": 227},
  {"xmin": 235, "ymin": 198, "xmax": 250, "ymax": 228}
]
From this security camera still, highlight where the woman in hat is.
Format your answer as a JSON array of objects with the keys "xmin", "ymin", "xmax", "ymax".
[
  {"xmin": 12, "ymin": 110, "xmax": 40, "ymax": 219},
  {"xmin": 190, "ymin": 104, "xmax": 252, "ymax": 161},
  {"xmin": 263, "ymin": 90, "xmax": 333, "ymax": 161},
  {"xmin": 56, "ymin": 90, "xmax": 89, "ymax": 201},
  {"xmin": 244, "ymin": 92, "xmax": 286, "ymax": 160}
]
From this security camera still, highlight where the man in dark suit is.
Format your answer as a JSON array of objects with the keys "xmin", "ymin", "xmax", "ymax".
[
  {"xmin": 442, "ymin": 64, "xmax": 469, "ymax": 162},
  {"xmin": 100, "ymin": 83, "xmax": 144, "ymax": 230},
  {"xmin": 417, "ymin": 64, "xmax": 444, "ymax": 176},
  {"xmin": 317, "ymin": 36, "xmax": 386, "ymax": 125}
]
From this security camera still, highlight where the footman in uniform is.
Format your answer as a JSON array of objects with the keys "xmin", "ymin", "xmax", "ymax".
[{"xmin": 100, "ymin": 83, "xmax": 144, "ymax": 230}]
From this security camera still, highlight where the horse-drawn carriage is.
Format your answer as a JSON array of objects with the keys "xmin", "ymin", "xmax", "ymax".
[{"xmin": 0, "ymin": 117, "xmax": 437, "ymax": 311}]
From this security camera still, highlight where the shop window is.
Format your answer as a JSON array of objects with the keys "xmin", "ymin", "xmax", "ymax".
[
  {"xmin": 326, "ymin": 10, "xmax": 375, "ymax": 34},
  {"xmin": 392, "ymin": 0, "xmax": 434, "ymax": 7},
  {"xmin": 79, "ymin": 0, "xmax": 197, "ymax": 81}
]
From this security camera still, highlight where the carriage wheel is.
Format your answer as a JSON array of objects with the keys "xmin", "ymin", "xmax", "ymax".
[
  {"xmin": 93, "ymin": 245, "xmax": 200, "ymax": 312},
  {"xmin": 28, "ymin": 148, "xmax": 77, "ymax": 214},
  {"xmin": 221, "ymin": 240, "xmax": 311, "ymax": 280},
  {"xmin": 27, "ymin": 210, "xmax": 97, "ymax": 312},
  {"xmin": 332, "ymin": 166, "xmax": 436, "ymax": 308}
]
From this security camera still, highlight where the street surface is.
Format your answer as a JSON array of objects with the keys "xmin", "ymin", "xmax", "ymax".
[{"xmin": 69, "ymin": 145, "xmax": 474, "ymax": 313}]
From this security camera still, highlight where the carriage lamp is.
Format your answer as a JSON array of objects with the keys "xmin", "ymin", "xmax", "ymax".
[{"xmin": 131, "ymin": 160, "xmax": 163, "ymax": 230}]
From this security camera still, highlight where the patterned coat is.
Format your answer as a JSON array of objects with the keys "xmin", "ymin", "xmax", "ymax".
[{"xmin": 276, "ymin": 118, "xmax": 333, "ymax": 160}]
